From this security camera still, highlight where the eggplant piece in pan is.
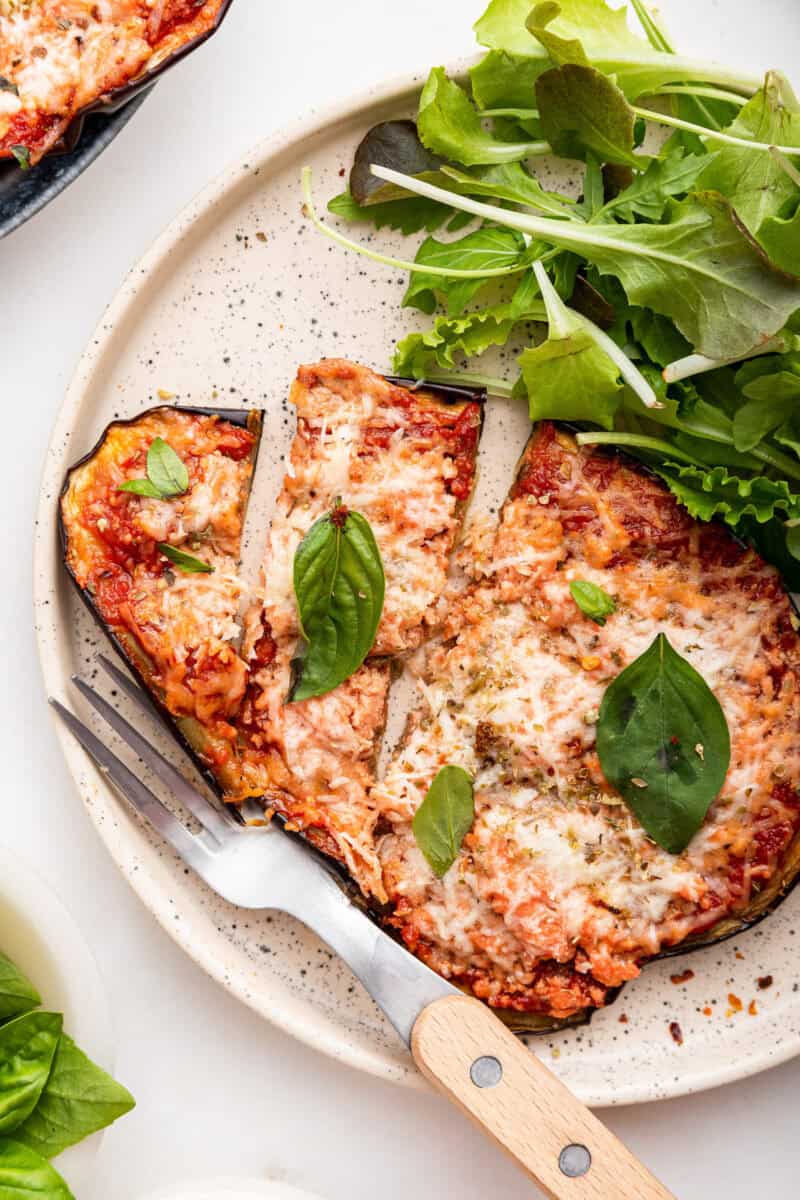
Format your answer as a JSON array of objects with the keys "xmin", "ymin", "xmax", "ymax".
[{"xmin": 60, "ymin": 404, "xmax": 262, "ymax": 800}]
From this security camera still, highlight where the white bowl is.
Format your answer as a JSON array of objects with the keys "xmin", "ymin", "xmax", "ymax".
[
  {"xmin": 0, "ymin": 844, "xmax": 115, "ymax": 1190},
  {"xmin": 140, "ymin": 1180, "xmax": 325, "ymax": 1200}
]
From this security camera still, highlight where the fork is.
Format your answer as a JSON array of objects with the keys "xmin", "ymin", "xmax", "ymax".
[{"xmin": 51, "ymin": 656, "xmax": 675, "ymax": 1200}]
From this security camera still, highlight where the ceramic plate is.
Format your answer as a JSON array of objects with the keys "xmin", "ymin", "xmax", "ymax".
[
  {"xmin": 33, "ymin": 65, "xmax": 800, "ymax": 1106},
  {"xmin": 0, "ymin": 846, "xmax": 114, "ymax": 1191}
]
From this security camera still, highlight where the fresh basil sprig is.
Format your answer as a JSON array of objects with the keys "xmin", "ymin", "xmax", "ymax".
[
  {"xmin": 0, "ymin": 952, "xmax": 133, "ymax": 1195},
  {"xmin": 413, "ymin": 765, "xmax": 475, "ymax": 878},
  {"xmin": 0, "ymin": 956, "xmax": 39, "ymax": 1026},
  {"xmin": 596, "ymin": 633, "xmax": 731, "ymax": 854},
  {"xmin": 0, "ymin": 1139, "xmax": 73, "ymax": 1199},
  {"xmin": 157, "ymin": 543, "xmax": 214, "ymax": 574},
  {"xmin": 570, "ymin": 580, "xmax": 616, "ymax": 625},
  {"xmin": 9, "ymin": 145, "xmax": 30, "ymax": 171},
  {"xmin": 0, "ymin": 1014, "xmax": 61, "ymax": 1135},
  {"xmin": 119, "ymin": 437, "xmax": 189, "ymax": 499},
  {"xmin": 290, "ymin": 502, "xmax": 385, "ymax": 702}
]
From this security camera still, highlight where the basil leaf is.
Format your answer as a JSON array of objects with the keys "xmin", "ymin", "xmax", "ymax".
[
  {"xmin": 0, "ymin": 1014, "xmax": 61, "ymax": 1135},
  {"xmin": 13, "ymin": 1035, "xmax": 134, "ymax": 1160},
  {"xmin": 569, "ymin": 580, "xmax": 616, "ymax": 625},
  {"xmin": 157, "ymin": 544, "xmax": 213, "ymax": 574},
  {"xmin": 9, "ymin": 146, "xmax": 30, "ymax": 171},
  {"xmin": 0, "ymin": 1139, "xmax": 73, "ymax": 1199},
  {"xmin": 596, "ymin": 633, "xmax": 730, "ymax": 854},
  {"xmin": 118, "ymin": 478, "xmax": 163, "ymax": 498},
  {"xmin": 290, "ymin": 506, "xmax": 384, "ymax": 701},
  {"xmin": 413, "ymin": 766, "xmax": 475, "ymax": 878},
  {"xmin": 0, "ymin": 957, "xmax": 39, "ymax": 1026},
  {"xmin": 146, "ymin": 437, "xmax": 189, "ymax": 497}
]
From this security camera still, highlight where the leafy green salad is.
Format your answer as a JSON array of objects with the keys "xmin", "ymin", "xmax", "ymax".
[
  {"xmin": 304, "ymin": 0, "xmax": 800, "ymax": 586},
  {"xmin": 0, "ymin": 950, "xmax": 134, "ymax": 1198}
]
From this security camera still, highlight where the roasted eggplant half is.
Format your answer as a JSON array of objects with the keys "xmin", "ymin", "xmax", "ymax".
[
  {"xmin": 0, "ymin": 0, "xmax": 235, "ymax": 166},
  {"xmin": 60, "ymin": 404, "xmax": 262, "ymax": 800}
]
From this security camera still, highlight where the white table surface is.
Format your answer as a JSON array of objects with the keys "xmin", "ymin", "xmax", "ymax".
[{"xmin": 2, "ymin": 1, "xmax": 800, "ymax": 1196}]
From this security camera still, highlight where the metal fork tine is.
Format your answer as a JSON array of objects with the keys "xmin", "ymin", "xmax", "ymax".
[
  {"xmin": 49, "ymin": 698, "xmax": 211, "ymax": 871},
  {"xmin": 80, "ymin": 661, "xmax": 233, "ymax": 844}
]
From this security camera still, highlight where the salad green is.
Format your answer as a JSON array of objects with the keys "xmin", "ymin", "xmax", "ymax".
[{"xmin": 314, "ymin": 0, "xmax": 800, "ymax": 584}]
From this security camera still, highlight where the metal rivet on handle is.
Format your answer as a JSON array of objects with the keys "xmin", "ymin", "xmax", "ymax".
[
  {"xmin": 470, "ymin": 1055, "xmax": 503, "ymax": 1088},
  {"xmin": 559, "ymin": 1144, "xmax": 592, "ymax": 1178}
]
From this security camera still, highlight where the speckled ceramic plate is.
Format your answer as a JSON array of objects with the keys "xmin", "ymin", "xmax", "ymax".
[{"xmin": 34, "ymin": 65, "xmax": 800, "ymax": 1107}]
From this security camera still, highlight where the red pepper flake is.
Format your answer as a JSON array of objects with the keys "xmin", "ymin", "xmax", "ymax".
[
  {"xmin": 726, "ymin": 992, "xmax": 743, "ymax": 1017},
  {"xmin": 669, "ymin": 1021, "xmax": 683, "ymax": 1045},
  {"xmin": 670, "ymin": 968, "xmax": 695, "ymax": 985},
  {"xmin": 702, "ymin": 1006, "xmax": 713, "ymax": 1017},
  {"xmin": 757, "ymin": 975, "xmax": 774, "ymax": 990},
  {"xmin": 670, "ymin": 736, "xmax": 679, "ymax": 745},
  {"xmin": 618, "ymin": 1013, "xmax": 628, "ymax": 1024},
  {"xmin": 748, "ymin": 1000, "xmax": 758, "ymax": 1016}
]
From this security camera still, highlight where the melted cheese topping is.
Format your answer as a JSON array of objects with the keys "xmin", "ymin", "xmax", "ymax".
[
  {"xmin": 375, "ymin": 426, "xmax": 800, "ymax": 1012},
  {"xmin": 0, "ymin": 0, "xmax": 226, "ymax": 160},
  {"xmin": 261, "ymin": 359, "xmax": 479, "ymax": 656}
]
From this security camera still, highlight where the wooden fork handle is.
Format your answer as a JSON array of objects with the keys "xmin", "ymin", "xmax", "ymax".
[{"xmin": 411, "ymin": 994, "xmax": 675, "ymax": 1200}]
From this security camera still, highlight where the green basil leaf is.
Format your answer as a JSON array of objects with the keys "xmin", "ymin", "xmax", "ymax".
[
  {"xmin": 569, "ymin": 580, "xmax": 616, "ymax": 625},
  {"xmin": 596, "ymin": 633, "xmax": 731, "ymax": 854},
  {"xmin": 412, "ymin": 766, "xmax": 475, "ymax": 878},
  {"xmin": 290, "ymin": 506, "xmax": 385, "ymax": 702},
  {"xmin": 0, "ymin": 1139, "xmax": 73, "ymax": 1199},
  {"xmin": 157, "ymin": 544, "xmax": 214, "ymax": 574},
  {"xmin": 0, "ymin": 957, "xmax": 39, "ymax": 1026},
  {"xmin": 146, "ymin": 437, "xmax": 189, "ymax": 497},
  {"xmin": 13, "ymin": 1035, "xmax": 134, "ymax": 1160},
  {"xmin": 9, "ymin": 146, "xmax": 30, "ymax": 171},
  {"xmin": 0, "ymin": 1014, "xmax": 62, "ymax": 1135},
  {"xmin": 118, "ymin": 478, "xmax": 164, "ymax": 498}
]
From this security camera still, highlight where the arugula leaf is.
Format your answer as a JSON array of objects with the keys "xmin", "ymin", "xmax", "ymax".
[
  {"xmin": 596, "ymin": 633, "xmax": 730, "ymax": 854},
  {"xmin": 535, "ymin": 63, "xmax": 642, "ymax": 167},
  {"xmin": 417, "ymin": 68, "xmax": 546, "ymax": 166},
  {"xmin": 441, "ymin": 163, "xmax": 580, "ymax": 220},
  {"xmin": 473, "ymin": 0, "xmax": 759, "ymax": 100},
  {"xmin": 0, "ymin": 1140, "xmax": 73, "ymax": 1199},
  {"xmin": 698, "ymin": 72, "xmax": 800, "ymax": 239},
  {"xmin": 12, "ymin": 1035, "xmax": 134, "ymax": 1160},
  {"xmin": 402, "ymin": 226, "xmax": 530, "ymax": 315},
  {"xmin": 597, "ymin": 147, "xmax": 711, "ymax": 222},
  {"xmin": 412, "ymin": 766, "xmax": 475, "ymax": 877},
  {"xmin": 157, "ymin": 544, "xmax": 214, "ymax": 574},
  {"xmin": 327, "ymin": 190, "xmax": 452, "ymax": 236},
  {"xmin": 0, "ymin": 958, "xmax": 39, "ymax": 1026},
  {"xmin": 570, "ymin": 579, "xmax": 616, "ymax": 624},
  {"xmin": 0, "ymin": 1014, "xmax": 61, "ymax": 1136},
  {"xmin": 518, "ymin": 264, "xmax": 623, "ymax": 428},
  {"xmin": 370, "ymin": 169, "xmax": 800, "ymax": 359},
  {"xmin": 291, "ymin": 504, "xmax": 385, "ymax": 702}
]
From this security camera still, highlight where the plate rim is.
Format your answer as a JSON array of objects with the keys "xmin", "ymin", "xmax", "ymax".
[{"xmin": 33, "ymin": 61, "xmax": 800, "ymax": 1106}]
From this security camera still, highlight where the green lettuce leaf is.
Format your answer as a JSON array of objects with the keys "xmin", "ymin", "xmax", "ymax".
[
  {"xmin": 698, "ymin": 72, "xmax": 800, "ymax": 238},
  {"xmin": 656, "ymin": 462, "xmax": 800, "ymax": 525},
  {"xmin": 598, "ymin": 146, "xmax": 711, "ymax": 222},
  {"xmin": 402, "ymin": 226, "xmax": 530, "ymax": 315},
  {"xmin": 441, "ymin": 162, "xmax": 580, "ymax": 220},
  {"xmin": 534, "ymin": 63, "xmax": 642, "ymax": 167},
  {"xmin": 519, "ymin": 265, "xmax": 623, "ymax": 428},
  {"xmin": 418, "ymin": 68, "xmax": 544, "ymax": 166},
  {"xmin": 758, "ymin": 201, "xmax": 800, "ymax": 276}
]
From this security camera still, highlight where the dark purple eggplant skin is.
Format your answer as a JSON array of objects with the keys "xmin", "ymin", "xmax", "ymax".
[
  {"xmin": 58, "ymin": 404, "xmax": 262, "ymax": 812},
  {"xmin": 41, "ymin": 0, "xmax": 236, "ymax": 158},
  {"xmin": 385, "ymin": 376, "xmax": 487, "ymax": 405}
]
